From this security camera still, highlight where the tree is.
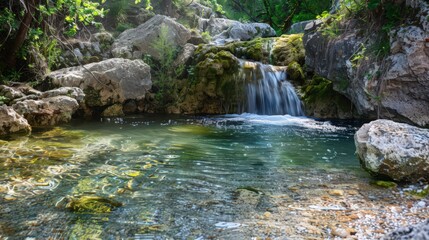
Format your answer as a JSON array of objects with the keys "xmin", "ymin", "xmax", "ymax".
[
  {"xmin": 0, "ymin": 0, "xmax": 105, "ymax": 76},
  {"xmin": 217, "ymin": 0, "xmax": 332, "ymax": 33}
]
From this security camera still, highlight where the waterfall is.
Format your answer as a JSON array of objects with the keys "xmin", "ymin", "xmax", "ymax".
[{"xmin": 239, "ymin": 60, "xmax": 304, "ymax": 116}]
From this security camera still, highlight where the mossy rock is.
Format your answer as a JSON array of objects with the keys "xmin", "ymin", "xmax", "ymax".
[
  {"xmin": 65, "ymin": 195, "xmax": 123, "ymax": 213},
  {"xmin": 194, "ymin": 37, "xmax": 274, "ymax": 64},
  {"xmin": 371, "ymin": 180, "xmax": 397, "ymax": 189},
  {"xmin": 301, "ymin": 75, "xmax": 356, "ymax": 119},
  {"xmin": 195, "ymin": 50, "xmax": 239, "ymax": 80},
  {"xmin": 228, "ymin": 37, "xmax": 274, "ymax": 63},
  {"xmin": 287, "ymin": 61, "xmax": 305, "ymax": 83},
  {"xmin": 271, "ymin": 34, "xmax": 305, "ymax": 66}
]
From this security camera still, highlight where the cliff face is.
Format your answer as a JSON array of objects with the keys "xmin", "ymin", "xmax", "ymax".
[{"xmin": 303, "ymin": 0, "xmax": 429, "ymax": 127}]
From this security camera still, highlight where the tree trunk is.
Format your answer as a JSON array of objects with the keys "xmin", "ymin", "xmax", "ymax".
[{"xmin": 2, "ymin": 0, "xmax": 36, "ymax": 70}]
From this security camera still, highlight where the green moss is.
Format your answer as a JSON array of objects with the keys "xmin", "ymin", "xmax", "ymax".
[
  {"xmin": 301, "ymin": 75, "xmax": 355, "ymax": 118},
  {"xmin": 371, "ymin": 180, "xmax": 397, "ymax": 189},
  {"xmin": 287, "ymin": 61, "xmax": 305, "ymax": 83},
  {"xmin": 194, "ymin": 38, "xmax": 273, "ymax": 64},
  {"xmin": 271, "ymin": 34, "xmax": 305, "ymax": 66},
  {"xmin": 65, "ymin": 195, "xmax": 122, "ymax": 213},
  {"xmin": 302, "ymin": 76, "xmax": 333, "ymax": 104},
  {"xmin": 406, "ymin": 186, "xmax": 429, "ymax": 199}
]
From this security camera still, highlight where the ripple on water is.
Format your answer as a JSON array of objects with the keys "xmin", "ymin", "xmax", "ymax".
[{"xmin": 0, "ymin": 115, "xmax": 425, "ymax": 239}]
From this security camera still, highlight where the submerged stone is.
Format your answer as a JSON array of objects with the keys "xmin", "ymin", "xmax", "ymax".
[{"xmin": 64, "ymin": 195, "xmax": 123, "ymax": 213}]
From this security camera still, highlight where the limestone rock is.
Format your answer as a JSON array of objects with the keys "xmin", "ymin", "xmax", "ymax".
[
  {"xmin": 303, "ymin": 1, "xmax": 429, "ymax": 126},
  {"xmin": 59, "ymin": 32, "xmax": 113, "ymax": 68},
  {"xmin": 355, "ymin": 119, "xmax": 429, "ymax": 182},
  {"xmin": 0, "ymin": 105, "xmax": 31, "ymax": 136},
  {"xmin": 112, "ymin": 15, "xmax": 191, "ymax": 61},
  {"xmin": 189, "ymin": 2, "xmax": 214, "ymax": 19},
  {"xmin": 41, "ymin": 87, "xmax": 85, "ymax": 103},
  {"xmin": 47, "ymin": 58, "xmax": 151, "ymax": 116},
  {"xmin": 173, "ymin": 43, "xmax": 197, "ymax": 69},
  {"xmin": 12, "ymin": 96, "xmax": 79, "ymax": 126},
  {"xmin": 0, "ymin": 85, "xmax": 25, "ymax": 103},
  {"xmin": 198, "ymin": 17, "xmax": 276, "ymax": 45}
]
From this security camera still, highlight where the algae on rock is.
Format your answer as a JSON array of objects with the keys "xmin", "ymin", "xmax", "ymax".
[
  {"xmin": 302, "ymin": 75, "xmax": 356, "ymax": 119},
  {"xmin": 178, "ymin": 50, "xmax": 243, "ymax": 114},
  {"xmin": 271, "ymin": 34, "xmax": 305, "ymax": 66}
]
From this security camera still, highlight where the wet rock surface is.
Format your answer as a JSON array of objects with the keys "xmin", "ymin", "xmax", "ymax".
[{"xmin": 355, "ymin": 119, "xmax": 429, "ymax": 182}]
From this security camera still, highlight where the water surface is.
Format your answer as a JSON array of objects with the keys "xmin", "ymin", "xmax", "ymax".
[{"xmin": 0, "ymin": 114, "xmax": 366, "ymax": 239}]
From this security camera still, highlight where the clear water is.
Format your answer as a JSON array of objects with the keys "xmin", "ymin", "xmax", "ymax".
[{"xmin": 0, "ymin": 114, "xmax": 366, "ymax": 239}]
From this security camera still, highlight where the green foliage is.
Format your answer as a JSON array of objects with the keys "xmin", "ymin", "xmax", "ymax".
[
  {"xmin": 0, "ymin": 95, "xmax": 8, "ymax": 105},
  {"xmin": 317, "ymin": 11, "xmax": 345, "ymax": 38},
  {"xmin": 211, "ymin": 0, "xmax": 331, "ymax": 33},
  {"xmin": 201, "ymin": 31, "xmax": 212, "ymax": 43},
  {"xmin": 33, "ymin": 37, "xmax": 62, "ymax": 70},
  {"xmin": 150, "ymin": 24, "xmax": 180, "ymax": 109}
]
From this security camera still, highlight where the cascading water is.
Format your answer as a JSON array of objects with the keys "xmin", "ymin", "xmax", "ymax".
[{"xmin": 239, "ymin": 60, "xmax": 304, "ymax": 116}]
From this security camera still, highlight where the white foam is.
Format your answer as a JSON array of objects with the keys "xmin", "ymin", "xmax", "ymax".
[{"xmin": 221, "ymin": 113, "xmax": 347, "ymax": 131}]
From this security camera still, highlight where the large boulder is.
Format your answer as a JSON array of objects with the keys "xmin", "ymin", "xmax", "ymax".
[
  {"xmin": 355, "ymin": 119, "xmax": 429, "ymax": 182},
  {"xmin": 0, "ymin": 105, "xmax": 31, "ymax": 136},
  {"xmin": 198, "ymin": 17, "xmax": 276, "ymax": 45},
  {"xmin": 303, "ymin": 1, "xmax": 429, "ymax": 126},
  {"xmin": 112, "ymin": 15, "xmax": 191, "ymax": 60},
  {"xmin": 46, "ymin": 58, "xmax": 152, "ymax": 116},
  {"xmin": 12, "ymin": 96, "xmax": 79, "ymax": 126}
]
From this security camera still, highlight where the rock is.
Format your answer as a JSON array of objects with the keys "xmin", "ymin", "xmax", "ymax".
[
  {"xmin": 287, "ymin": 61, "xmax": 305, "ymax": 83},
  {"xmin": 12, "ymin": 96, "xmax": 79, "ymax": 126},
  {"xmin": 189, "ymin": 2, "xmax": 214, "ymax": 19},
  {"xmin": 381, "ymin": 25, "xmax": 429, "ymax": 127},
  {"xmin": 289, "ymin": 20, "xmax": 315, "ymax": 34},
  {"xmin": 177, "ymin": 50, "xmax": 240, "ymax": 114},
  {"xmin": 59, "ymin": 33, "xmax": 113, "ymax": 68},
  {"xmin": 173, "ymin": 43, "xmax": 197, "ymax": 69},
  {"xmin": 91, "ymin": 31, "xmax": 114, "ymax": 44},
  {"xmin": 112, "ymin": 15, "xmax": 191, "ymax": 61},
  {"xmin": 101, "ymin": 104, "xmax": 124, "ymax": 117},
  {"xmin": 41, "ymin": 87, "xmax": 85, "ymax": 103},
  {"xmin": 302, "ymin": 76, "xmax": 357, "ymax": 119},
  {"xmin": 271, "ymin": 34, "xmax": 305, "ymax": 66},
  {"xmin": 304, "ymin": 1, "xmax": 429, "ymax": 127},
  {"xmin": 355, "ymin": 119, "xmax": 429, "ymax": 182},
  {"xmin": 383, "ymin": 219, "xmax": 429, "ymax": 240},
  {"xmin": 46, "ymin": 58, "xmax": 151, "ymax": 116},
  {"xmin": 198, "ymin": 17, "xmax": 276, "ymax": 45},
  {"xmin": 0, "ymin": 85, "xmax": 25, "ymax": 103},
  {"xmin": 332, "ymin": 227, "xmax": 349, "ymax": 238},
  {"xmin": 0, "ymin": 105, "xmax": 31, "ymax": 136},
  {"xmin": 328, "ymin": 189, "xmax": 344, "ymax": 196}
]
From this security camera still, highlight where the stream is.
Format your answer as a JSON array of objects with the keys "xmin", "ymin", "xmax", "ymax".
[{"xmin": 0, "ymin": 114, "xmax": 427, "ymax": 239}]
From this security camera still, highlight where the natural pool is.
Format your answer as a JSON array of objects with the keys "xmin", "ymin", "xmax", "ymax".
[{"xmin": 0, "ymin": 114, "xmax": 426, "ymax": 239}]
